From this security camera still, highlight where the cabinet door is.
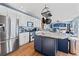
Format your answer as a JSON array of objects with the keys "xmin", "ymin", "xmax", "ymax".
[
  {"xmin": 9, "ymin": 38, "xmax": 19, "ymax": 52},
  {"xmin": 0, "ymin": 42, "xmax": 7, "ymax": 56},
  {"xmin": 76, "ymin": 40, "xmax": 79, "ymax": 54},
  {"xmin": 58, "ymin": 39, "xmax": 69, "ymax": 53},
  {"xmin": 24, "ymin": 32, "xmax": 29, "ymax": 44},
  {"xmin": 0, "ymin": 5, "xmax": 8, "ymax": 16},
  {"xmin": 42, "ymin": 37, "xmax": 57, "ymax": 56},
  {"xmin": 19, "ymin": 13, "xmax": 27, "ymax": 26},
  {"xmin": 19, "ymin": 33, "xmax": 25, "ymax": 46},
  {"xmin": 34, "ymin": 36, "xmax": 42, "ymax": 52},
  {"xmin": 7, "ymin": 8, "xmax": 16, "ymax": 38}
]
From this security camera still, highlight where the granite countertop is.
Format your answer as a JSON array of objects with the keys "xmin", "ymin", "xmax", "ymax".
[
  {"xmin": 35, "ymin": 31, "xmax": 79, "ymax": 40},
  {"xmin": 35, "ymin": 31, "xmax": 70, "ymax": 39},
  {"xmin": 68, "ymin": 36, "xmax": 79, "ymax": 40}
]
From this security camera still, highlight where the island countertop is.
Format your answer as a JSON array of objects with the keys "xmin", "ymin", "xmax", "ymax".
[{"xmin": 35, "ymin": 31, "xmax": 71, "ymax": 39}]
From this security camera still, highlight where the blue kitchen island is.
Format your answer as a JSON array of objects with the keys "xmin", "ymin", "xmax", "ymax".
[{"xmin": 34, "ymin": 31, "xmax": 70, "ymax": 56}]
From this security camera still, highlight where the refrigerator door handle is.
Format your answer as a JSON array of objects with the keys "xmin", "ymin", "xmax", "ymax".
[{"xmin": 2, "ymin": 27, "xmax": 5, "ymax": 31}]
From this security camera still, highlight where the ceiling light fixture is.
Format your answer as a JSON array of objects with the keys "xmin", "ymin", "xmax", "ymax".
[{"xmin": 41, "ymin": 4, "xmax": 52, "ymax": 24}]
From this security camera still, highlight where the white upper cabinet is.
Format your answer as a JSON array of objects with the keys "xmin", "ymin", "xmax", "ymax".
[
  {"xmin": 0, "ymin": 5, "xmax": 8, "ymax": 16},
  {"xmin": 18, "ymin": 13, "xmax": 27, "ymax": 26},
  {"xmin": 7, "ymin": 8, "xmax": 17, "ymax": 38},
  {"xmin": 33, "ymin": 18, "xmax": 41, "ymax": 28},
  {"xmin": 26, "ymin": 16, "xmax": 41, "ymax": 28}
]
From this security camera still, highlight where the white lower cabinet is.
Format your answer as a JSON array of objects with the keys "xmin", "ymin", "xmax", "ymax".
[
  {"xmin": 9, "ymin": 39, "xmax": 14, "ymax": 52},
  {"xmin": 6, "ymin": 40, "xmax": 10, "ymax": 54},
  {"xmin": 19, "ymin": 34, "xmax": 25, "ymax": 46},
  {"xmin": 76, "ymin": 40, "xmax": 79, "ymax": 55},
  {"xmin": 9, "ymin": 38, "xmax": 19, "ymax": 52},
  {"xmin": 24, "ymin": 32, "xmax": 29, "ymax": 44},
  {"xmin": 19, "ymin": 32, "xmax": 29, "ymax": 46}
]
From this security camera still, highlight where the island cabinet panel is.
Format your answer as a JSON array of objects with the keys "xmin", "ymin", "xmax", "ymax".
[
  {"xmin": 42, "ymin": 37, "xmax": 57, "ymax": 56},
  {"xmin": 58, "ymin": 39, "xmax": 69, "ymax": 53},
  {"xmin": 34, "ymin": 36, "xmax": 42, "ymax": 52},
  {"xmin": 34, "ymin": 35, "xmax": 69, "ymax": 56}
]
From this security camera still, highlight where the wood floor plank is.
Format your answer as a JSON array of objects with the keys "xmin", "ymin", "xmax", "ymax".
[{"xmin": 8, "ymin": 42, "xmax": 76, "ymax": 56}]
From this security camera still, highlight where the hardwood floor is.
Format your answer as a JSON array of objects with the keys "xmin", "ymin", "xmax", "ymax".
[{"xmin": 8, "ymin": 42, "xmax": 76, "ymax": 56}]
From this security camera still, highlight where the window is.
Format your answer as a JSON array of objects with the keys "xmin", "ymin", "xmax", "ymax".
[
  {"xmin": 27, "ymin": 21, "xmax": 33, "ymax": 27},
  {"xmin": 53, "ymin": 23, "xmax": 66, "ymax": 27}
]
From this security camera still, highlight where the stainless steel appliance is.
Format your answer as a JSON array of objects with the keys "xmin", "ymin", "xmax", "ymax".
[
  {"xmin": 0, "ymin": 15, "xmax": 19, "ymax": 56},
  {"xmin": 0, "ymin": 24, "xmax": 7, "ymax": 55}
]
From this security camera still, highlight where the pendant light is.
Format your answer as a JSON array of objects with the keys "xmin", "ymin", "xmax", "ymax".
[
  {"xmin": 41, "ymin": 4, "xmax": 52, "ymax": 24},
  {"xmin": 41, "ymin": 4, "xmax": 52, "ymax": 18}
]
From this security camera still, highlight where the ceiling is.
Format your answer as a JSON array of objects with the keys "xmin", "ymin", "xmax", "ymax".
[{"xmin": 6, "ymin": 3, "xmax": 79, "ymax": 21}]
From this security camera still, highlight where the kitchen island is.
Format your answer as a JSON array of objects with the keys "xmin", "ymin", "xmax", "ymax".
[{"xmin": 34, "ymin": 31, "xmax": 70, "ymax": 56}]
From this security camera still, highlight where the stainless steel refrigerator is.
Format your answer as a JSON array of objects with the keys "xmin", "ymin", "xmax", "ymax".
[{"xmin": 0, "ymin": 15, "xmax": 19, "ymax": 56}]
